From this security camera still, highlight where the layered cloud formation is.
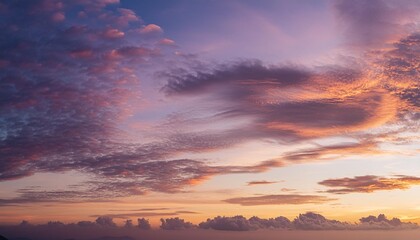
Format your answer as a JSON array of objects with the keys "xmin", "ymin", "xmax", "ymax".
[{"xmin": 0, "ymin": 0, "xmax": 419, "ymax": 209}]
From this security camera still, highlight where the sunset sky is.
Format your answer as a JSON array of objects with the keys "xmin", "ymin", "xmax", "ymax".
[{"xmin": 0, "ymin": 0, "xmax": 419, "ymax": 230}]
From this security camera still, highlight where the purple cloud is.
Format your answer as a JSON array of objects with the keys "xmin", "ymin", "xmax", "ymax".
[
  {"xmin": 318, "ymin": 175, "xmax": 420, "ymax": 194},
  {"xmin": 160, "ymin": 217, "xmax": 195, "ymax": 230},
  {"xmin": 199, "ymin": 216, "xmax": 254, "ymax": 231},
  {"xmin": 358, "ymin": 214, "xmax": 418, "ymax": 230},
  {"xmin": 96, "ymin": 216, "xmax": 117, "ymax": 228},
  {"xmin": 247, "ymin": 180, "xmax": 278, "ymax": 186},
  {"xmin": 293, "ymin": 212, "xmax": 350, "ymax": 230},
  {"xmin": 333, "ymin": 0, "xmax": 420, "ymax": 47},
  {"xmin": 0, "ymin": 0, "xmax": 166, "ymax": 182},
  {"xmin": 199, "ymin": 215, "xmax": 292, "ymax": 231},
  {"xmin": 0, "ymin": 0, "xmax": 418, "ymax": 207},
  {"xmin": 137, "ymin": 218, "xmax": 151, "ymax": 230}
]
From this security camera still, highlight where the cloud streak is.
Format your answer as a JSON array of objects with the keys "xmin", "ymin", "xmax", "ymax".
[
  {"xmin": 319, "ymin": 175, "xmax": 420, "ymax": 194},
  {"xmin": 224, "ymin": 194, "xmax": 335, "ymax": 206},
  {"xmin": 247, "ymin": 181, "xmax": 278, "ymax": 186}
]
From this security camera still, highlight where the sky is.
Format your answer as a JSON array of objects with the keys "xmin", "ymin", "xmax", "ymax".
[{"xmin": 0, "ymin": 0, "xmax": 419, "ymax": 237}]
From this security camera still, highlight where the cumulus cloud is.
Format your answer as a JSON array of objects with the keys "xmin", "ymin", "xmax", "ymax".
[
  {"xmin": 96, "ymin": 216, "xmax": 117, "ymax": 228},
  {"xmin": 160, "ymin": 217, "xmax": 195, "ymax": 230},
  {"xmin": 357, "ymin": 214, "xmax": 418, "ymax": 230},
  {"xmin": 137, "ymin": 218, "xmax": 151, "ymax": 230},
  {"xmin": 249, "ymin": 216, "xmax": 292, "ymax": 229},
  {"xmin": 318, "ymin": 175, "xmax": 420, "ymax": 194},
  {"xmin": 293, "ymin": 212, "xmax": 350, "ymax": 230},
  {"xmin": 199, "ymin": 215, "xmax": 292, "ymax": 231},
  {"xmin": 224, "ymin": 194, "xmax": 334, "ymax": 206},
  {"xmin": 199, "ymin": 216, "xmax": 254, "ymax": 231},
  {"xmin": 140, "ymin": 24, "xmax": 163, "ymax": 34}
]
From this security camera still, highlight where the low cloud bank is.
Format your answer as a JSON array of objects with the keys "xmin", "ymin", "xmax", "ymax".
[
  {"xmin": 197, "ymin": 212, "xmax": 417, "ymax": 231},
  {"xmin": 2, "ymin": 213, "xmax": 417, "ymax": 235}
]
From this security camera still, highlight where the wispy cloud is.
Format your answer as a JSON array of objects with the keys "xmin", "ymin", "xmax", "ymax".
[
  {"xmin": 333, "ymin": 0, "xmax": 420, "ymax": 48},
  {"xmin": 224, "ymin": 194, "xmax": 335, "ymax": 206},
  {"xmin": 91, "ymin": 210, "xmax": 199, "ymax": 219},
  {"xmin": 319, "ymin": 175, "xmax": 420, "ymax": 194},
  {"xmin": 247, "ymin": 180, "xmax": 278, "ymax": 186}
]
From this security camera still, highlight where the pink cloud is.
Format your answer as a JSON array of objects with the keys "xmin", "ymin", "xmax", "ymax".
[
  {"xmin": 104, "ymin": 28, "xmax": 125, "ymax": 39},
  {"xmin": 51, "ymin": 12, "xmax": 65, "ymax": 22},
  {"xmin": 140, "ymin": 24, "xmax": 163, "ymax": 34},
  {"xmin": 159, "ymin": 38, "xmax": 176, "ymax": 45},
  {"xmin": 117, "ymin": 8, "xmax": 139, "ymax": 24}
]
